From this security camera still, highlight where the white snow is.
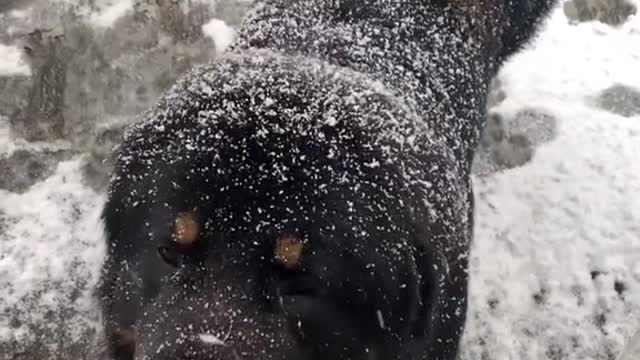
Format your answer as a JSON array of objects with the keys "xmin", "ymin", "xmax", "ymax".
[
  {"xmin": 618, "ymin": 330, "xmax": 640, "ymax": 360},
  {"xmin": 0, "ymin": 44, "xmax": 30, "ymax": 76},
  {"xmin": 462, "ymin": 3, "xmax": 640, "ymax": 359},
  {"xmin": 499, "ymin": 1, "xmax": 640, "ymax": 107},
  {"xmin": 376, "ymin": 309, "xmax": 385, "ymax": 329},
  {"xmin": 202, "ymin": 19, "xmax": 236, "ymax": 54},
  {"xmin": 89, "ymin": 0, "xmax": 133, "ymax": 28},
  {"xmin": 0, "ymin": 158, "xmax": 106, "ymax": 342},
  {"xmin": 199, "ymin": 333, "xmax": 227, "ymax": 346}
]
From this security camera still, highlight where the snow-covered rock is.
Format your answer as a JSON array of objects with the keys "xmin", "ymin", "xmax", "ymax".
[{"xmin": 596, "ymin": 84, "xmax": 640, "ymax": 117}]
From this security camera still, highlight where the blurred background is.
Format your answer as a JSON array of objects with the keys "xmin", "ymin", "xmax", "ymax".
[{"xmin": 0, "ymin": 0, "xmax": 639, "ymax": 359}]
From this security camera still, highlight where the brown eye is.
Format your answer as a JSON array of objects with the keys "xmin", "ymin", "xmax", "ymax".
[
  {"xmin": 174, "ymin": 211, "xmax": 200, "ymax": 247},
  {"xmin": 274, "ymin": 233, "xmax": 304, "ymax": 270}
]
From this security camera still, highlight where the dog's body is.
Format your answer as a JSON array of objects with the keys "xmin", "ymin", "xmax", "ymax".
[{"xmin": 99, "ymin": 1, "xmax": 556, "ymax": 359}]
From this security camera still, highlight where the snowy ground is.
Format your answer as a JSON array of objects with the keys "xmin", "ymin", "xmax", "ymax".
[
  {"xmin": 0, "ymin": 1, "xmax": 639, "ymax": 359},
  {"xmin": 463, "ymin": 5, "xmax": 640, "ymax": 360}
]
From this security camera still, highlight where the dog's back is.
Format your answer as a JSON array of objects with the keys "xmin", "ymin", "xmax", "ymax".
[{"xmin": 233, "ymin": 0, "xmax": 556, "ymax": 169}]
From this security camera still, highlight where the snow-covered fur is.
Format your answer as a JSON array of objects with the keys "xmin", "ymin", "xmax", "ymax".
[{"xmin": 98, "ymin": 1, "xmax": 556, "ymax": 360}]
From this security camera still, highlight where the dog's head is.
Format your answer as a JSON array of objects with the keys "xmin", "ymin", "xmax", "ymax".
[
  {"xmin": 100, "ymin": 63, "xmax": 461, "ymax": 359},
  {"xmin": 115, "ymin": 205, "xmax": 439, "ymax": 360},
  {"xmin": 103, "ymin": 152, "xmax": 450, "ymax": 360}
]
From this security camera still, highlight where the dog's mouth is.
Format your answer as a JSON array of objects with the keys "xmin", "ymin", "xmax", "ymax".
[
  {"xmin": 106, "ymin": 199, "xmax": 426, "ymax": 360},
  {"xmin": 115, "ymin": 254, "xmax": 395, "ymax": 360}
]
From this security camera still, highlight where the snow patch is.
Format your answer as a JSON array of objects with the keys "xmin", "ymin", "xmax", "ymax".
[
  {"xmin": 499, "ymin": 3, "xmax": 640, "ymax": 106},
  {"xmin": 0, "ymin": 158, "xmax": 106, "ymax": 342},
  {"xmin": 202, "ymin": 19, "xmax": 235, "ymax": 54},
  {"xmin": 0, "ymin": 44, "xmax": 30, "ymax": 76},
  {"xmin": 462, "ymin": 5, "xmax": 640, "ymax": 359},
  {"xmin": 89, "ymin": 0, "xmax": 133, "ymax": 28},
  {"xmin": 618, "ymin": 330, "xmax": 640, "ymax": 360}
]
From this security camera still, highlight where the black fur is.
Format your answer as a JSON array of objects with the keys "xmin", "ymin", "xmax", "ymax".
[
  {"xmin": 501, "ymin": 0, "xmax": 558, "ymax": 60},
  {"xmin": 98, "ymin": 1, "xmax": 556, "ymax": 359}
]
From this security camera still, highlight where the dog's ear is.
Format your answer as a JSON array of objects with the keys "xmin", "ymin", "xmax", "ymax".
[{"xmin": 500, "ymin": 0, "xmax": 557, "ymax": 60}]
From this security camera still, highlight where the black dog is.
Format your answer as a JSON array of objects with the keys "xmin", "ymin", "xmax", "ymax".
[{"xmin": 98, "ymin": 1, "xmax": 556, "ymax": 359}]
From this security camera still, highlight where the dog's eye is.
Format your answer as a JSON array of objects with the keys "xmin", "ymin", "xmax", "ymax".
[
  {"xmin": 157, "ymin": 246, "xmax": 181, "ymax": 267},
  {"xmin": 273, "ymin": 232, "xmax": 304, "ymax": 270}
]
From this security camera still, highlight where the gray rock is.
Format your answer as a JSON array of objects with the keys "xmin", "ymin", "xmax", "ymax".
[
  {"xmin": 473, "ymin": 109, "xmax": 553, "ymax": 176},
  {"xmin": 10, "ymin": 28, "xmax": 69, "ymax": 142},
  {"xmin": 479, "ymin": 112, "xmax": 507, "ymax": 149},
  {"xmin": 487, "ymin": 77, "xmax": 507, "ymax": 109},
  {"xmin": 509, "ymin": 108, "xmax": 557, "ymax": 145},
  {"xmin": 564, "ymin": 0, "xmax": 637, "ymax": 26},
  {"xmin": 0, "ymin": 75, "xmax": 31, "ymax": 118},
  {"xmin": 0, "ymin": 0, "xmax": 35, "ymax": 13},
  {"xmin": 471, "ymin": 150, "xmax": 500, "ymax": 176},
  {"xmin": 81, "ymin": 121, "xmax": 128, "ymax": 191},
  {"xmin": 473, "ymin": 133, "xmax": 535, "ymax": 176},
  {"xmin": 596, "ymin": 84, "xmax": 640, "ymax": 117},
  {"xmin": 493, "ymin": 134, "xmax": 534, "ymax": 169}
]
